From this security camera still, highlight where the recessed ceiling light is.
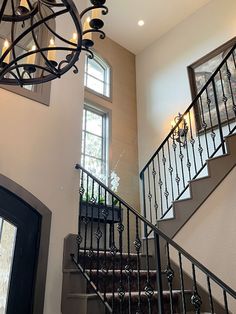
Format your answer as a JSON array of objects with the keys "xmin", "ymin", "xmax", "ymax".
[{"xmin": 138, "ymin": 20, "xmax": 145, "ymax": 27}]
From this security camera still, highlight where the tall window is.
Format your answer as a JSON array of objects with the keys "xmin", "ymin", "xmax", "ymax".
[
  {"xmin": 81, "ymin": 105, "xmax": 108, "ymax": 182},
  {"xmin": 84, "ymin": 53, "xmax": 111, "ymax": 98}
]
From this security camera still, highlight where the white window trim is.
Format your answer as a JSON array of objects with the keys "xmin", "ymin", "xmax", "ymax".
[
  {"xmin": 84, "ymin": 52, "xmax": 112, "ymax": 101},
  {"xmin": 81, "ymin": 103, "xmax": 110, "ymax": 184}
]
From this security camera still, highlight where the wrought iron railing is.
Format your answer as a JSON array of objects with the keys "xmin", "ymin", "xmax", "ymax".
[
  {"xmin": 140, "ymin": 43, "xmax": 236, "ymax": 223},
  {"xmin": 73, "ymin": 164, "xmax": 236, "ymax": 313}
]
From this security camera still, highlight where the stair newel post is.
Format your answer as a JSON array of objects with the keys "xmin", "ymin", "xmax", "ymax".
[
  {"xmin": 154, "ymin": 232, "xmax": 164, "ymax": 314},
  {"xmin": 212, "ymin": 78, "xmax": 226, "ymax": 154}
]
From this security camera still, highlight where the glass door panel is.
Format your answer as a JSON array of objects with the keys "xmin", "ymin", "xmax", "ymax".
[{"xmin": 0, "ymin": 218, "xmax": 17, "ymax": 314}]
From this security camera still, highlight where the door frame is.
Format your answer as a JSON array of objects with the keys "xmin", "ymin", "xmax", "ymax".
[{"xmin": 0, "ymin": 174, "xmax": 52, "ymax": 314}]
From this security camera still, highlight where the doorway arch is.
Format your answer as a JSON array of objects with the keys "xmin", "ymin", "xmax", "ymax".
[{"xmin": 0, "ymin": 174, "xmax": 51, "ymax": 314}]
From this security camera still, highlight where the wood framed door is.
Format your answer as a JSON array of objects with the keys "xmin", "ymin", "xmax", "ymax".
[{"xmin": 0, "ymin": 187, "xmax": 41, "ymax": 314}]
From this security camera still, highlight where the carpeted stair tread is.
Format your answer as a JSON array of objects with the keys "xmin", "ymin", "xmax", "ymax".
[
  {"xmin": 105, "ymin": 290, "xmax": 189, "ymax": 314},
  {"xmin": 87, "ymin": 269, "xmax": 158, "ymax": 293},
  {"xmin": 78, "ymin": 250, "xmax": 139, "ymax": 270}
]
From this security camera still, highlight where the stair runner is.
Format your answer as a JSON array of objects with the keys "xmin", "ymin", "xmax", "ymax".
[{"xmin": 78, "ymin": 250, "xmax": 191, "ymax": 314}]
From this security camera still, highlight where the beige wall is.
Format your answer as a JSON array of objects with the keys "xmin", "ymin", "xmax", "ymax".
[
  {"xmin": 173, "ymin": 166, "xmax": 236, "ymax": 311},
  {"xmin": 85, "ymin": 36, "xmax": 140, "ymax": 210},
  {"xmin": 0, "ymin": 1, "xmax": 86, "ymax": 312},
  {"xmin": 136, "ymin": 0, "xmax": 236, "ymax": 171}
]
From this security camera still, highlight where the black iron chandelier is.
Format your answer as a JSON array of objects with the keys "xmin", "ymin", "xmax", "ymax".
[{"xmin": 0, "ymin": 0, "xmax": 108, "ymax": 86}]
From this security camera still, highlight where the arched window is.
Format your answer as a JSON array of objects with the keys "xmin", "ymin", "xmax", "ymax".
[{"xmin": 84, "ymin": 53, "xmax": 111, "ymax": 98}]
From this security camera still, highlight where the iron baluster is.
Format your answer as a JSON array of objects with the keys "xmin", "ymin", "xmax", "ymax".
[
  {"xmin": 152, "ymin": 159, "xmax": 159, "ymax": 224},
  {"xmin": 157, "ymin": 153, "xmax": 164, "ymax": 217},
  {"xmin": 83, "ymin": 172, "xmax": 89, "ymax": 270},
  {"xmin": 165, "ymin": 243, "xmax": 174, "ymax": 314},
  {"xmin": 172, "ymin": 135, "xmax": 181, "ymax": 195},
  {"xmin": 77, "ymin": 170, "xmax": 84, "ymax": 263},
  {"xmin": 212, "ymin": 79, "xmax": 226, "ymax": 154},
  {"xmin": 225, "ymin": 59, "xmax": 236, "ymax": 120},
  {"xmin": 154, "ymin": 232, "xmax": 164, "ymax": 314},
  {"xmin": 102, "ymin": 190, "xmax": 108, "ymax": 303},
  {"xmin": 147, "ymin": 166, "xmax": 153, "ymax": 224},
  {"xmin": 144, "ymin": 221, "xmax": 154, "ymax": 314},
  {"xmin": 89, "ymin": 179, "xmax": 95, "ymax": 276},
  {"xmin": 96, "ymin": 185, "xmax": 102, "ymax": 289},
  {"xmin": 117, "ymin": 201, "xmax": 125, "ymax": 313},
  {"xmin": 206, "ymin": 86, "xmax": 217, "ymax": 152},
  {"xmin": 177, "ymin": 124, "xmax": 186, "ymax": 191},
  {"xmin": 162, "ymin": 147, "xmax": 169, "ymax": 214},
  {"xmin": 141, "ymin": 171, "xmax": 147, "ymax": 221},
  {"xmin": 223, "ymin": 290, "xmax": 229, "ymax": 314},
  {"xmin": 199, "ymin": 95, "xmax": 210, "ymax": 158},
  {"xmin": 134, "ymin": 216, "xmax": 142, "ymax": 313},
  {"xmin": 219, "ymin": 68, "xmax": 231, "ymax": 132},
  {"xmin": 178, "ymin": 253, "xmax": 186, "ymax": 314},
  {"xmin": 206, "ymin": 276, "xmax": 215, "ymax": 314},
  {"xmin": 126, "ymin": 207, "xmax": 132, "ymax": 314},
  {"xmin": 191, "ymin": 264, "xmax": 202, "ymax": 314},
  {"xmin": 167, "ymin": 139, "xmax": 175, "ymax": 203},
  {"xmin": 188, "ymin": 110, "xmax": 198, "ymax": 174}
]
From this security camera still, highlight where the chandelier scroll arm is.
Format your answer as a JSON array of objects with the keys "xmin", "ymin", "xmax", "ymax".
[
  {"xmin": 83, "ymin": 29, "xmax": 105, "ymax": 40},
  {"xmin": 81, "ymin": 48, "xmax": 94, "ymax": 59},
  {"xmin": 0, "ymin": 0, "xmax": 8, "ymax": 23},
  {"xmin": 10, "ymin": 20, "xmax": 23, "ymax": 83},
  {"xmin": 80, "ymin": 5, "xmax": 108, "ymax": 19}
]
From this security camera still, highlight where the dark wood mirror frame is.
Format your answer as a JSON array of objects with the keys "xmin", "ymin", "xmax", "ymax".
[{"xmin": 187, "ymin": 36, "xmax": 236, "ymax": 132}]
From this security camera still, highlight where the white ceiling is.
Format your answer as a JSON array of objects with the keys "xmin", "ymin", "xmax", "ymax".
[{"xmin": 103, "ymin": 0, "xmax": 212, "ymax": 54}]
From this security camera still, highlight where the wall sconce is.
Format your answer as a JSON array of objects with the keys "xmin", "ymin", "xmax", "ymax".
[{"xmin": 171, "ymin": 113, "xmax": 188, "ymax": 147}]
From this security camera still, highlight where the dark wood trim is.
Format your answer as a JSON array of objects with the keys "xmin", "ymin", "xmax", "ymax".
[
  {"xmin": 188, "ymin": 36, "xmax": 236, "ymax": 100},
  {"xmin": 187, "ymin": 37, "xmax": 236, "ymax": 132},
  {"xmin": 0, "ymin": 174, "xmax": 51, "ymax": 314}
]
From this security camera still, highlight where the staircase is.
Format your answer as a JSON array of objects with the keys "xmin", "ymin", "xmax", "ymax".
[
  {"xmin": 61, "ymin": 165, "xmax": 236, "ymax": 313},
  {"xmin": 62, "ymin": 239, "xmax": 193, "ymax": 314},
  {"xmin": 61, "ymin": 43, "xmax": 236, "ymax": 313}
]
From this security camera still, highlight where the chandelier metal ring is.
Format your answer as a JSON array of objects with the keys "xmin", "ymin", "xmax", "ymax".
[{"xmin": 0, "ymin": 0, "xmax": 108, "ymax": 86}]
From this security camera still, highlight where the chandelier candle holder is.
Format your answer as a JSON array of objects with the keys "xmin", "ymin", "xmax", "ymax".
[{"xmin": 0, "ymin": 0, "xmax": 108, "ymax": 86}]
